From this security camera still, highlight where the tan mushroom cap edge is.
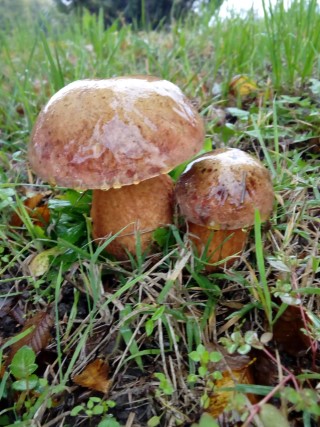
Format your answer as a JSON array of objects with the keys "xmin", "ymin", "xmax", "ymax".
[
  {"xmin": 175, "ymin": 148, "xmax": 274, "ymax": 230},
  {"xmin": 28, "ymin": 76, "xmax": 205, "ymax": 189}
]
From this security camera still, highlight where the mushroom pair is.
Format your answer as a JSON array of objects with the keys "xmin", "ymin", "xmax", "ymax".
[
  {"xmin": 175, "ymin": 148, "xmax": 274, "ymax": 271},
  {"xmin": 29, "ymin": 77, "xmax": 274, "ymax": 269},
  {"xmin": 28, "ymin": 76, "xmax": 204, "ymax": 259}
]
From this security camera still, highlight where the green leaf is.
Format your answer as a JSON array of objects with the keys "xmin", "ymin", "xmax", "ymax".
[
  {"xmin": 87, "ymin": 398, "xmax": 94, "ymax": 409},
  {"xmin": 189, "ymin": 351, "xmax": 201, "ymax": 362},
  {"xmin": 151, "ymin": 306, "xmax": 165, "ymax": 321},
  {"xmin": 70, "ymin": 405, "xmax": 84, "ymax": 416},
  {"xmin": 92, "ymin": 405, "xmax": 104, "ymax": 415},
  {"xmin": 145, "ymin": 319, "xmax": 154, "ymax": 337},
  {"xmin": 259, "ymin": 404, "xmax": 290, "ymax": 427},
  {"xmin": 209, "ymin": 351, "xmax": 222, "ymax": 363},
  {"xmin": 187, "ymin": 374, "xmax": 198, "ymax": 383},
  {"xmin": 106, "ymin": 400, "xmax": 116, "ymax": 408},
  {"xmin": 152, "ymin": 227, "xmax": 170, "ymax": 247},
  {"xmin": 98, "ymin": 417, "xmax": 121, "ymax": 427},
  {"xmin": 12, "ymin": 375, "xmax": 39, "ymax": 391},
  {"xmin": 226, "ymin": 107, "xmax": 250, "ymax": 119},
  {"xmin": 198, "ymin": 366, "xmax": 207, "ymax": 377},
  {"xmin": 191, "ymin": 412, "xmax": 219, "ymax": 427},
  {"xmin": 147, "ymin": 416, "xmax": 161, "ymax": 427},
  {"xmin": 90, "ymin": 396, "xmax": 102, "ymax": 403},
  {"xmin": 10, "ymin": 346, "xmax": 37, "ymax": 379},
  {"xmin": 238, "ymin": 344, "xmax": 251, "ymax": 355}
]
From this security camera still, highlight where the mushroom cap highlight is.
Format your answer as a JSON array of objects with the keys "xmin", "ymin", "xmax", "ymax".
[
  {"xmin": 175, "ymin": 148, "xmax": 274, "ymax": 230},
  {"xmin": 28, "ymin": 76, "xmax": 205, "ymax": 189}
]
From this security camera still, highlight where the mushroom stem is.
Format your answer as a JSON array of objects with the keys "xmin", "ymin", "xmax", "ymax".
[
  {"xmin": 188, "ymin": 223, "xmax": 248, "ymax": 272},
  {"xmin": 91, "ymin": 174, "xmax": 174, "ymax": 259}
]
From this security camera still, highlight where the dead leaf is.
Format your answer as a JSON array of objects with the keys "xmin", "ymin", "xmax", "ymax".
[
  {"xmin": 10, "ymin": 192, "xmax": 50, "ymax": 227},
  {"xmin": 0, "ymin": 294, "xmax": 15, "ymax": 319},
  {"xmin": 28, "ymin": 247, "xmax": 61, "ymax": 277},
  {"xmin": 15, "ymin": 104, "xmax": 25, "ymax": 116},
  {"xmin": 73, "ymin": 359, "xmax": 111, "ymax": 394},
  {"xmin": 250, "ymin": 349, "xmax": 278, "ymax": 388},
  {"xmin": 229, "ymin": 74, "xmax": 258, "ymax": 98},
  {"xmin": 7, "ymin": 310, "xmax": 54, "ymax": 365},
  {"xmin": 205, "ymin": 344, "xmax": 257, "ymax": 418},
  {"xmin": 273, "ymin": 305, "xmax": 312, "ymax": 356}
]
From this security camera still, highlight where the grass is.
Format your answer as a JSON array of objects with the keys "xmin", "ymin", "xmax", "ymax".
[{"xmin": 0, "ymin": 1, "xmax": 319, "ymax": 426}]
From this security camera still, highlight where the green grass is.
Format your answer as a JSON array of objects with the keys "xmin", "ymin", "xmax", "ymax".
[{"xmin": 0, "ymin": 1, "xmax": 319, "ymax": 426}]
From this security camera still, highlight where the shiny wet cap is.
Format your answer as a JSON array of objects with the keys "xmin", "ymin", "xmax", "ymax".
[
  {"xmin": 175, "ymin": 148, "xmax": 274, "ymax": 229},
  {"xmin": 28, "ymin": 76, "xmax": 204, "ymax": 189}
]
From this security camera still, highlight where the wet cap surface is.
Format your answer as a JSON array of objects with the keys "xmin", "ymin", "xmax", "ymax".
[
  {"xmin": 28, "ymin": 76, "xmax": 204, "ymax": 189},
  {"xmin": 175, "ymin": 148, "xmax": 274, "ymax": 229}
]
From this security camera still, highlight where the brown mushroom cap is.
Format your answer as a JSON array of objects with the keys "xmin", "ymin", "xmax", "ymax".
[
  {"xmin": 28, "ymin": 76, "xmax": 204, "ymax": 189},
  {"xmin": 175, "ymin": 148, "xmax": 274, "ymax": 230}
]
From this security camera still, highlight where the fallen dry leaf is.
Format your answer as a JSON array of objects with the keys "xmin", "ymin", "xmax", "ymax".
[
  {"xmin": 73, "ymin": 359, "xmax": 111, "ymax": 394},
  {"xmin": 229, "ymin": 74, "xmax": 258, "ymax": 98},
  {"xmin": 250, "ymin": 349, "xmax": 278, "ymax": 388},
  {"xmin": 273, "ymin": 305, "xmax": 312, "ymax": 356},
  {"xmin": 10, "ymin": 192, "xmax": 50, "ymax": 227},
  {"xmin": 7, "ymin": 310, "xmax": 54, "ymax": 365},
  {"xmin": 28, "ymin": 247, "xmax": 61, "ymax": 277},
  {"xmin": 205, "ymin": 344, "xmax": 257, "ymax": 419}
]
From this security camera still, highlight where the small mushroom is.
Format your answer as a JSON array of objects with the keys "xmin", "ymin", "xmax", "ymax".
[
  {"xmin": 28, "ymin": 76, "xmax": 204, "ymax": 258},
  {"xmin": 175, "ymin": 148, "xmax": 274, "ymax": 271}
]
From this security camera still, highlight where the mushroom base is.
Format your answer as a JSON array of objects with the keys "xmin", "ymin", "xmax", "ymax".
[
  {"xmin": 188, "ymin": 223, "xmax": 248, "ymax": 272},
  {"xmin": 91, "ymin": 175, "xmax": 174, "ymax": 260}
]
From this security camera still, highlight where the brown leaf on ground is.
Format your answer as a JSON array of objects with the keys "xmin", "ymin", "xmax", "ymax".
[
  {"xmin": 0, "ymin": 294, "xmax": 15, "ymax": 319},
  {"xmin": 73, "ymin": 359, "xmax": 111, "ymax": 394},
  {"xmin": 6, "ymin": 310, "xmax": 54, "ymax": 365},
  {"xmin": 273, "ymin": 305, "xmax": 312, "ymax": 356},
  {"xmin": 10, "ymin": 192, "xmax": 51, "ymax": 227},
  {"xmin": 205, "ymin": 344, "xmax": 257, "ymax": 419},
  {"xmin": 250, "ymin": 349, "xmax": 278, "ymax": 388}
]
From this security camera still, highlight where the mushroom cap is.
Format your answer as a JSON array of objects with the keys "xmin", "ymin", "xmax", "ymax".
[
  {"xmin": 28, "ymin": 76, "xmax": 204, "ymax": 189},
  {"xmin": 175, "ymin": 148, "xmax": 274, "ymax": 229}
]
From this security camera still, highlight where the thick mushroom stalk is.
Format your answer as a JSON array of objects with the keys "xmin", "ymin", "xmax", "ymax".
[
  {"xmin": 91, "ymin": 175, "xmax": 174, "ymax": 259},
  {"xmin": 28, "ymin": 77, "xmax": 204, "ymax": 258},
  {"xmin": 175, "ymin": 148, "xmax": 274, "ymax": 271}
]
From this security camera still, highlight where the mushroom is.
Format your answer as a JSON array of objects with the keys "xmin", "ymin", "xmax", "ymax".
[
  {"xmin": 175, "ymin": 148, "xmax": 274, "ymax": 271},
  {"xmin": 28, "ymin": 76, "xmax": 204, "ymax": 258}
]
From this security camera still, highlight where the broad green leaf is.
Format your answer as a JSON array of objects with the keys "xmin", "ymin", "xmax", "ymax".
[
  {"xmin": 98, "ymin": 417, "xmax": 121, "ymax": 427},
  {"xmin": 12, "ymin": 375, "xmax": 39, "ymax": 391},
  {"xmin": 10, "ymin": 346, "xmax": 37, "ymax": 379},
  {"xmin": 259, "ymin": 404, "xmax": 290, "ymax": 427}
]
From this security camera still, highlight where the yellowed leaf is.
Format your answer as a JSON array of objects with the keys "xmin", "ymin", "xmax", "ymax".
[
  {"xmin": 28, "ymin": 247, "xmax": 60, "ymax": 277},
  {"xmin": 229, "ymin": 74, "xmax": 258, "ymax": 98},
  {"xmin": 205, "ymin": 344, "xmax": 257, "ymax": 419}
]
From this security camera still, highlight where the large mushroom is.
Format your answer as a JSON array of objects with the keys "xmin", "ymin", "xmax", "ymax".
[
  {"xmin": 175, "ymin": 148, "xmax": 274, "ymax": 271},
  {"xmin": 28, "ymin": 76, "xmax": 204, "ymax": 258}
]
